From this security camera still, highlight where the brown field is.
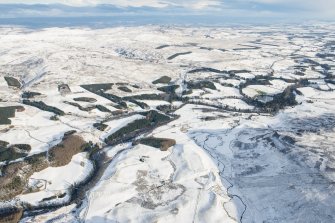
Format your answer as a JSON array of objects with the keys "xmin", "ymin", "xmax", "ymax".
[
  {"xmin": 48, "ymin": 134, "xmax": 87, "ymax": 167},
  {"xmin": 0, "ymin": 134, "xmax": 87, "ymax": 201}
]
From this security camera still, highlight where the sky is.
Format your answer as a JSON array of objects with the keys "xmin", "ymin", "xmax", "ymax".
[{"xmin": 0, "ymin": 0, "xmax": 334, "ymax": 23}]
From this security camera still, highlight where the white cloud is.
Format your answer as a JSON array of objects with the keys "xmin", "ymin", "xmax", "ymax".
[
  {"xmin": 243, "ymin": 0, "xmax": 335, "ymax": 11},
  {"xmin": 0, "ymin": 0, "xmax": 333, "ymax": 13},
  {"xmin": 98, "ymin": 0, "xmax": 168, "ymax": 8},
  {"xmin": 0, "ymin": 0, "xmax": 221, "ymax": 8},
  {"xmin": 0, "ymin": 0, "xmax": 333, "ymax": 9},
  {"xmin": 0, "ymin": 0, "xmax": 97, "ymax": 6},
  {"xmin": 242, "ymin": 0, "xmax": 335, "ymax": 18},
  {"xmin": 0, "ymin": 0, "xmax": 333, "ymax": 19},
  {"xmin": 162, "ymin": 0, "xmax": 222, "ymax": 10}
]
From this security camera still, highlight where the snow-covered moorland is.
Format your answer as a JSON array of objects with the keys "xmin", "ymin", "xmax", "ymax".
[{"xmin": 0, "ymin": 24, "xmax": 335, "ymax": 223}]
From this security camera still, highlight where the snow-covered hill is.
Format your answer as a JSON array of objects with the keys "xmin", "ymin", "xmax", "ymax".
[{"xmin": 0, "ymin": 24, "xmax": 334, "ymax": 223}]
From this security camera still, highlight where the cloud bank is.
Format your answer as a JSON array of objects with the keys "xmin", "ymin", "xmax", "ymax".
[{"xmin": 0, "ymin": 0, "xmax": 333, "ymax": 21}]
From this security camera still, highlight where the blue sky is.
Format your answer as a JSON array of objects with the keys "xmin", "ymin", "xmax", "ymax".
[{"xmin": 0, "ymin": 0, "xmax": 334, "ymax": 22}]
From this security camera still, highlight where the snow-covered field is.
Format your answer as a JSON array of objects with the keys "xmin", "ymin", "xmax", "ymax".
[
  {"xmin": 19, "ymin": 153, "xmax": 93, "ymax": 206},
  {"xmin": 0, "ymin": 24, "xmax": 335, "ymax": 222}
]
